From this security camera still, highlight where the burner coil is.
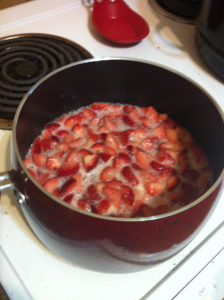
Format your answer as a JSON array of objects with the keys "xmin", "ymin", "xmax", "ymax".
[{"xmin": 0, "ymin": 34, "xmax": 92, "ymax": 126}]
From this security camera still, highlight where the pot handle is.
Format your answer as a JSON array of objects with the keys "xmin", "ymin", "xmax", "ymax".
[{"xmin": 0, "ymin": 171, "xmax": 15, "ymax": 193}]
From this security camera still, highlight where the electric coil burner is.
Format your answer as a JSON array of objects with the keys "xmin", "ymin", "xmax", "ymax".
[
  {"xmin": 0, "ymin": 33, "xmax": 93, "ymax": 129},
  {"xmin": 149, "ymin": 0, "xmax": 202, "ymax": 24}
]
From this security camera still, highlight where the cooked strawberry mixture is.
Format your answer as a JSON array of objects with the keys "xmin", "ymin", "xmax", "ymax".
[{"xmin": 24, "ymin": 103, "xmax": 213, "ymax": 218}]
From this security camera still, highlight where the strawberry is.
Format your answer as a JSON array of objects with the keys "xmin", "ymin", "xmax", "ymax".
[
  {"xmin": 156, "ymin": 149, "xmax": 174, "ymax": 167},
  {"xmin": 91, "ymin": 103, "xmax": 109, "ymax": 110},
  {"xmin": 166, "ymin": 176, "xmax": 179, "ymax": 191},
  {"xmin": 131, "ymin": 163, "xmax": 143, "ymax": 171},
  {"xmin": 140, "ymin": 116, "xmax": 152, "ymax": 129},
  {"xmin": 59, "ymin": 178, "xmax": 77, "ymax": 197},
  {"xmin": 179, "ymin": 161, "xmax": 188, "ymax": 175},
  {"xmin": 77, "ymin": 198, "xmax": 88, "ymax": 210},
  {"xmin": 52, "ymin": 188, "xmax": 59, "ymax": 197},
  {"xmin": 163, "ymin": 118, "xmax": 175, "ymax": 129},
  {"xmin": 108, "ymin": 104, "xmax": 121, "ymax": 110},
  {"xmin": 63, "ymin": 194, "xmax": 74, "ymax": 204},
  {"xmin": 90, "ymin": 143, "xmax": 104, "ymax": 153},
  {"xmin": 140, "ymin": 137, "xmax": 154, "ymax": 151},
  {"xmin": 69, "ymin": 138, "xmax": 82, "ymax": 148},
  {"xmin": 117, "ymin": 152, "xmax": 131, "ymax": 164},
  {"xmin": 45, "ymin": 122, "xmax": 60, "ymax": 132},
  {"xmin": 31, "ymin": 137, "xmax": 42, "ymax": 155},
  {"xmin": 97, "ymin": 125, "xmax": 107, "ymax": 133},
  {"xmin": 82, "ymin": 135, "xmax": 98, "ymax": 148},
  {"xmin": 111, "ymin": 131, "xmax": 121, "ymax": 137},
  {"xmin": 135, "ymin": 128, "xmax": 148, "ymax": 140},
  {"xmin": 159, "ymin": 142, "xmax": 174, "ymax": 150},
  {"xmin": 82, "ymin": 108, "xmax": 96, "ymax": 118},
  {"xmin": 135, "ymin": 149, "xmax": 150, "ymax": 169},
  {"xmin": 54, "ymin": 143, "xmax": 69, "ymax": 152},
  {"xmin": 152, "ymin": 125, "xmax": 165, "ymax": 140},
  {"xmin": 166, "ymin": 148, "xmax": 178, "ymax": 162},
  {"xmin": 170, "ymin": 191, "xmax": 182, "ymax": 202},
  {"xmin": 103, "ymin": 187, "xmax": 123, "ymax": 208},
  {"xmin": 32, "ymin": 154, "xmax": 47, "ymax": 168},
  {"xmin": 38, "ymin": 172, "xmax": 50, "ymax": 185},
  {"xmin": 159, "ymin": 113, "xmax": 168, "ymax": 121},
  {"xmin": 23, "ymin": 157, "xmax": 32, "ymax": 166},
  {"xmin": 57, "ymin": 162, "xmax": 80, "ymax": 177},
  {"xmin": 65, "ymin": 149, "xmax": 80, "ymax": 163},
  {"xmin": 87, "ymin": 184, "xmax": 101, "ymax": 200},
  {"xmin": 122, "ymin": 166, "xmax": 139, "ymax": 186},
  {"xmin": 99, "ymin": 152, "xmax": 111, "ymax": 163},
  {"xmin": 181, "ymin": 182, "xmax": 198, "ymax": 204},
  {"xmin": 151, "ymin": 161, "xmax": 173, "ymax": 174},
  {"xmin": 27, "ymin": 168, "xmax": 36, "ymax": 178},
  {"xmin": 74, "ymin": 172, "xmax": 83, "ymax": 193},
  {"xmin": 107, "ymin": 112, "xmax": 124, "ymax": 119},
  {"xmin": 123, "ymin": 115, "xmax": 138, "ymax": 127},
  {"xmin": 141, "ymin": 169, "xmax": 158, "ymax": 183},
  {"xmin": 43, "ymin": 177, "xmax": 59, "ymax": 193},
  {"xmin": 120, "ymin": 131, "xmax": 129, "ymax": 146},
  {"xmin": 90, "ymin": 117, "xmax": 99, "ymax": 127},
  {"xmin": 141, "ymin": 205, "xmax": 155, "ymax": 217},
  {"xmin": 100, "ymin": 166, "xmax": 115, "ymax": 181},
  {"xmin": 127, "ymin": 145, "xmax": 136, "ymax": 156},
  {"xmin": 185, "ymin": 169, "xmax": 200, "ymax": 182},
  {"xmin": 121, "ymin": 185, "xmax": 134, "ymax": 205},
  {"xmin": 64, "ymin": 112, "xmax": 86, "ymax": 127},
  {"xmin": 176, "ymin": 126, "xmax": 193, "ymax": 145},
  {"xmin": 79, "ymin": 149, "xmax": 93, "ymax": 156},
  {"xmin": 72, "ymin": 124, "xmax": 86, "ymax": 138},
  {"xmin": 190, "ymin": 146, "xmax": 208, "ymax": 168},
  {"xmin": 105, "ymin": 133, "xmax": 119, "ymax": 150},
  {"xmin": 95, "ymin": 182, "xmax": 105, "ymax": 194},
  {"xmin": 129, "ymin": 110, "xmax": 140, "ymax": 120},
  {"xmin": 113, "ymin": 157, "xmax": 121, "ymax": 171},
  {"xmin": 46, "ymin": 157, "xmax": 62, "ymax": 171},
  {"xmin": 56, "ymin": 114, "xmax": 67, "ymax": 123},
  {"xmin": 144, "ymin": 182, "xmax": 164, "ymax": 196},
  {"xmin": 165, "ymin": 128, "xmax": 178, "ymax": 143},
  {"xmin": 83, "ymin": 154, "xmax": 99, "ymax": 172},
  {"xmin": 63, "ymin": 133, "xmax": 75, "ymax": 144},
  {"xmin": 142, "ymin": 106, "xmax": 159, "ymax": 123},
  {"xmin": 105, "ymin": 180, "xmax": 123, "ymax": 190},
  {"xmin": 92, "ymin": 133, "xmax": 106, "ymax": 142},
  {"xmin": 95, "ymin": 199, "xmax": 111, "ymax": 214},
  {"xmin": 154, "ymin": 205, "xmax": 168, "ymax": 215},
  {"xmin": 104, "ymin": 116, "xmax": 117, "ymax": 131},
  {"xmin": 131, "ymin": 202, "xmax": 145, "ymax": 217},
  {"xmin": 123, "ymin": 105, "xmax": 136, "ymax": 113},
  {"xmin": 41, "ymin": 131, "xmax": 51, "ymax": 139},
  {"xmin": 103, "ymin": 146, "xmax": 116, "ymax": 157},
  {"xmin": 160, "ymin": 141, "xmax": 184, "ymax": 154}
]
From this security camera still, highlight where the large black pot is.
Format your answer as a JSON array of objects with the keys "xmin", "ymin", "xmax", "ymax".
[{"xmin": 1, "ymin": 58, "xmax": 224, "ymax": 272}]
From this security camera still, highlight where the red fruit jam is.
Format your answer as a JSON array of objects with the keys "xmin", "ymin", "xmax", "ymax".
[{"xmin": 24, "ymin": 103, "xmax": 213, "ymax": 218}]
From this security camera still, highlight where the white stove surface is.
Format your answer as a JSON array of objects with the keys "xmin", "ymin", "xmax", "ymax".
[{"xmin": 0, "ymin": 1, "xmax": 224, "ymax": 299}]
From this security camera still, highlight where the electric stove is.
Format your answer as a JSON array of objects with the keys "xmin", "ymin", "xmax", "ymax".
[{"xmin": 0, "ymin": 1, "xmax": 224, "ymax": 299}]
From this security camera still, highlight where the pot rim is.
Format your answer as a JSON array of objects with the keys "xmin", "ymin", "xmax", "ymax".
[{"xmin": 12, "ymin": 56, "xmax": 224, "ymax": 222}]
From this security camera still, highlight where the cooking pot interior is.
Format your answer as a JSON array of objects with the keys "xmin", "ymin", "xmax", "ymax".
[{"xmin": 15, "ymin": 59, "xmax": 224, "ymax": 182}]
